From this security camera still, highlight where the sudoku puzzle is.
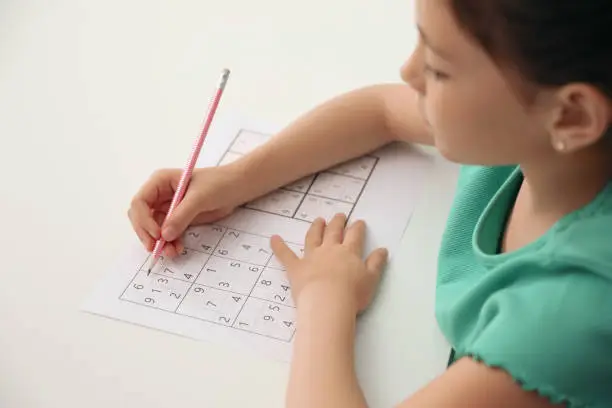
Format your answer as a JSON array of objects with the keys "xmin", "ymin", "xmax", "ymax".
[{"xmin": 118, "ymin": 128, "xmax": 379, "ymax": 342}]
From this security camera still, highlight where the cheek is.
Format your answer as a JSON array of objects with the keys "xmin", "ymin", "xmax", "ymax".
[
  {"xmin": 422, "ymin": 83, "xmax": 475, "ymax": 150},
  {"xmin": 423, "ymin": 81, "xmax": 539, "ymax": 164}
]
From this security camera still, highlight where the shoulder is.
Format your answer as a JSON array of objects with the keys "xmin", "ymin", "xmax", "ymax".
[
  {"xmin": 549, "ymin": 181, "xmax": 612, "ymax": 275},
  {"xmin": 439, "ymin": 177, "xmax": 612, "ymax": 407},
  {"xmin": 449, "ymin": 250, "xmax": 612, "ymax": 407}
]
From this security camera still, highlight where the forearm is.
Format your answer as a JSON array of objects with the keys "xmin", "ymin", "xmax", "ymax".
[
  {"xmin": 286, "ymin": 287, "xmax": 367, "ymax": 408},
  {"xmin": 228, "ymin": 84, "xmax": 429, "ymax": 203}
]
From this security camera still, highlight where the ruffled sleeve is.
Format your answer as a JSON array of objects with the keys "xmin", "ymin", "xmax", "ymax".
[{"xmin": 456, "ymin": 266, "xmax": 612, "ymax": 407}]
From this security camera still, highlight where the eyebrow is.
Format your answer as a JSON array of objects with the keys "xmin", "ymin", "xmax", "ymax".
[{"xmin": 417, "ymin": 25, "xmax": 454, "ymax": 61}]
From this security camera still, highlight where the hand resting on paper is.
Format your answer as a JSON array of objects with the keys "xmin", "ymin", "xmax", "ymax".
[{"xmin": 271, "ymin": 213, "xmax": 389, "ymax": 315}]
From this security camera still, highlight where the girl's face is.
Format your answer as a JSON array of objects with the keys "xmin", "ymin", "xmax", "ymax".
[{"xmin": 401, "ymin": 0, "xmax": 554, "ymax": 165}]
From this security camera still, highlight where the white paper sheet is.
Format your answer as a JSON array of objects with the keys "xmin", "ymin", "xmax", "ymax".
[{"xmin": 82, "ymin": 113, "xmax": 433, "ymax": 362}]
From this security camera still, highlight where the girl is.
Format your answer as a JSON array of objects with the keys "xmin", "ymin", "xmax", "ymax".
[{"xmin": 128, "ymin": 0, "xmax": 612, "ymax": 406}]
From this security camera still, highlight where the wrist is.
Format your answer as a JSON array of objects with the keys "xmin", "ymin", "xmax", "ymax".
[
  {"xmin": 222, "ymin": 154, "xmax": 270, "ymax": 204},
  {"xmin": 217, "ymin": 159, "xmax": 255, "ymax": 205},
  {"xmin": 297, "ymin": 281, "xmax": 359, "ymax": 322}
]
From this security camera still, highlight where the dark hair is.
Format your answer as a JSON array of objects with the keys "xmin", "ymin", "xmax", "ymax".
[{"xmin": 449, "ymin": 0, "xmax": 612, "ymax": 101}]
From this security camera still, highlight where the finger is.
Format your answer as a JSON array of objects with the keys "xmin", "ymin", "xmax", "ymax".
[
  {"xmin": 129, "ymin": 201, "xmax": 161, "ymax": 240},
  {"xmin": 163, "ymin": 242, "xmax": 180, "ymax": 258},
  {"xmin": 343, "ymin": 220, "xmax": 366, "ymax": 256},
  {"xmin": 323, "ymin": 213, "xmax": 346, "ymax": 245},
  {"xmin": 191, "ymin": 207, "xmax": 235, "ymax": 225},
  {"xmin": 304, "ymin": 218, "xmax": 325, "ymax": 254},
  {"xmin": 365, "ymin": 248, "xmax": 389, "ymax": 277},
  {"xmin": 270, "ymin": 235, "xmax": 299, "ymax": 269},
  {"xmin": 174, "ymin": 237, "xmax": 185, "ymax": 254},
  {"xmin": 133, "ymin": 223, "xmax": 155, "ymax": 251},
  {"xmin": 162, "ymin": 193, "xmax": 205, "ymax": 242},
  {"xmin": 153, "ymin": 211, "xmax": 184, "ymax": 255},
  {"xmin": 136, "ymin": 169, "xmax": 180, "ymax": 206}
]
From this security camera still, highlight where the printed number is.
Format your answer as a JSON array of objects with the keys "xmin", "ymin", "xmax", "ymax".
[
  {"xmin": 151, "ymin": 289, "xmax": 161, "ymax": 293},
  {"xmin": 207, "ymin": 301, "xmax": 217, "ymax": 307},
  {"xmin": 206, "ymin": 268, "xmax": 216, "ymax": 273},
  {"xmin": 241, "ymin": 244, "xmax": 251, "ymax": 251},
  {"xmin": 201, "ymin": 244, "xmax": 212, "ymax": 252},
  {"xmin": 184, "ymin": 274, "xmax": 193, "ymax": 280},
  {"xmin": 261, "ymin": 280, "xmax": 272, "ymax": 286},
  {"xmin": 239, "ymin": 322, "xmax": 249, "ymax": 327},
  {"xmin": 218, "ymin": 249, "xmax": 229, "ymax": 256},
  {"xmin": 212, "ymin": 226, "xmax": 223, "ymax": 232},
  {"xmin": 219, "ymin": 282, "xmax": 230, "ymax": 288},
  {"xmin": 232, "ymin": 296, "xmax": 242, "ymax": 303},
  {"xmin": 283, "ymin": 321, "xmax": 293, "ymax": 328},
  {"xmin": 145, "ymin": 298, "xmax": 155, "ymax": 304},
  {"xmin": 230, "ymin": 261, "xmax": 241, "ymax": 268},
  {"xmin": 258, "ymin": 248, "xmax": 269, "ymax": 254},
  {"xmin": 274, "ymin": 295, "xmax": 286, "ymax": 302},
  {"xmin": 180, "ymin": 249, "xmax": 188, "ymax": 256},
  {"xmin": 268, "ymin": 305, "xmax": 280, "ymax": 312},
  {"xmin": 219, "ymin": 317, "xmax": 231, "ymax": 323},
  {"xmin": 281, "ymin": 285, "xmax": 290, "ymax": 292},
  {"xmin": 133, "ymin": 284, "xmax": 144, "ymax": 290},
  {"xmin": 164, "ymin": 267, "xmax": 174, "ymax": 274},
  {"xmin": 263, "ymin": 315, "xmax": 274, "ymax": 322},
  {"xmin": 158, "ymin": 278, "xmax": 169, "ymax": 284},
  {"xmin": 194, "ymin": 287, "xmax": 205, "ymax": 293},
  {"xmin": 170, "ymin": 292, "xmax": 181, "ymax": 299},
  {"xmin": 229, "ymin": 231, "xmax": 240, "ymax": 238},
  {"xmin": 249, "ymin": 266, "xmax": 259, "ymax": 272},
  {"xmin": 188, "ymin": 231, "xmax": 200, "ymax": 238}
]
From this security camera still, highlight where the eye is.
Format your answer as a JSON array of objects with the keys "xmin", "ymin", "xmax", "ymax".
[{"xmin": 424, "ymin": 64, "xmax": 449, "ymax": 80}]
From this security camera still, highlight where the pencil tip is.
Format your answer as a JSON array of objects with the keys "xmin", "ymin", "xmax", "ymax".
[{"xmin": 219, "ymin": 69, "xmax": 231, "ymax": 89}]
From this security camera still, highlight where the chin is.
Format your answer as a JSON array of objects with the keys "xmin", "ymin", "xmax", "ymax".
[
  {"xmin": 435, "ymin": 141, "xmax": 493, "ymax": 166},
  {"xmin": 433, "ymin": 138, "xmax": 459, "ymax": 162}
]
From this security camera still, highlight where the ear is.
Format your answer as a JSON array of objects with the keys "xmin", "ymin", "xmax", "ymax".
[{"xmin": 546, "ymin": 84, "xmax": 611, "ymax": 153}]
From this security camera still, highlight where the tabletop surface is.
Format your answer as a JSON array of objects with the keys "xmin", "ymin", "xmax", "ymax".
[{"xmin": 0, "ymin": 1, "xmax": 459, "ymax": 407}]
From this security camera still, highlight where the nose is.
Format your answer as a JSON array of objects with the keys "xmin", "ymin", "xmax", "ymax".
[{"xmin": 400, "ymin": 44, "xmax": 426, "ymax": 95}]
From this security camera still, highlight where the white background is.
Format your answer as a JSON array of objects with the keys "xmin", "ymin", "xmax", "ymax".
[{"xmin": 0, "ymin": 1, "xmax": 459, "ymax": 407}]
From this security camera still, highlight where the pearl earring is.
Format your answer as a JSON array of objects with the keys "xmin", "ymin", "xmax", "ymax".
[{"xmin": 555, "ymin": 140, "xmax": 567, "ymax": 152}]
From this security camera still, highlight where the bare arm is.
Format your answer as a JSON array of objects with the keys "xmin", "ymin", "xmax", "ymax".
[
  {"xmin": 286, "ymin": 288, "xmax": 367, "ymax": 408},
  {"xmin": 396, "ymin": 358, "xmax": 562, "ymax": 408},
  {"xmin": 227, "ymin": 83, "xmax": 432, "ymax": 204},
  {"xmin": 287, "ymin": 293, "xmax": 562, "ymax": 408}
]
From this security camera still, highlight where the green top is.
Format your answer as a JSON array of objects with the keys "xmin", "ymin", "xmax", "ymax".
[{"xmin": 436, "ymin": 165, "xmax": 612, "ymax": 408}]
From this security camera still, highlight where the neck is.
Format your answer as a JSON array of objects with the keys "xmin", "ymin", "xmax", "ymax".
[{"xmin": 519, "ymin": 147, "xmax": 612, "ymax": 218}]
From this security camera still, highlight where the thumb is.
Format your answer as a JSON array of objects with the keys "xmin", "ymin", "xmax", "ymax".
[
  {"xmin": 162, "ymin": 194, "xmax": 204, "ymax": 241},
  {"xmin": 365, "ymin": 248, "xmax": 388, "ymax": 278}
]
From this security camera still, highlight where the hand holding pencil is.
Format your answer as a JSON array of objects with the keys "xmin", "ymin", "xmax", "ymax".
[{"xmin": 127, "ymin": 69, "xmax": 231, "ymax": 275}]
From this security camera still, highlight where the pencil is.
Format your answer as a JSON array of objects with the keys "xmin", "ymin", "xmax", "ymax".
[{"xmin": 147, "ymin": 68, "xmax": 231, "ymax": 275}]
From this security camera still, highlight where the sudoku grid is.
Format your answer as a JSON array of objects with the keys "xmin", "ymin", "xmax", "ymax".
[{"xmin": 119, "ymin": 128, "xmax": 379, "ymax": 342}]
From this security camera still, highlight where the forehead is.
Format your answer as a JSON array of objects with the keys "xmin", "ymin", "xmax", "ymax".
[
  {"xmin": 415, "ymin": 0, "xmax": 493, "ymax": 66},
  {"xmin": 415, "ymin": 0, "xmax": 461, "ymax": 45}
]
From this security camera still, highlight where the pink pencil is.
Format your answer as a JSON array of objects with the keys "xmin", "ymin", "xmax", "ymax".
[{"xmin": 147, "ymin": 68, "xmax": 231, "ymax": 275}]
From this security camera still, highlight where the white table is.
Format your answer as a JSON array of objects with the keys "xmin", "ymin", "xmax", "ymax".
[{"xmin": 0, "ymin": 1, "xmax": 459, "ymax": 407}]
